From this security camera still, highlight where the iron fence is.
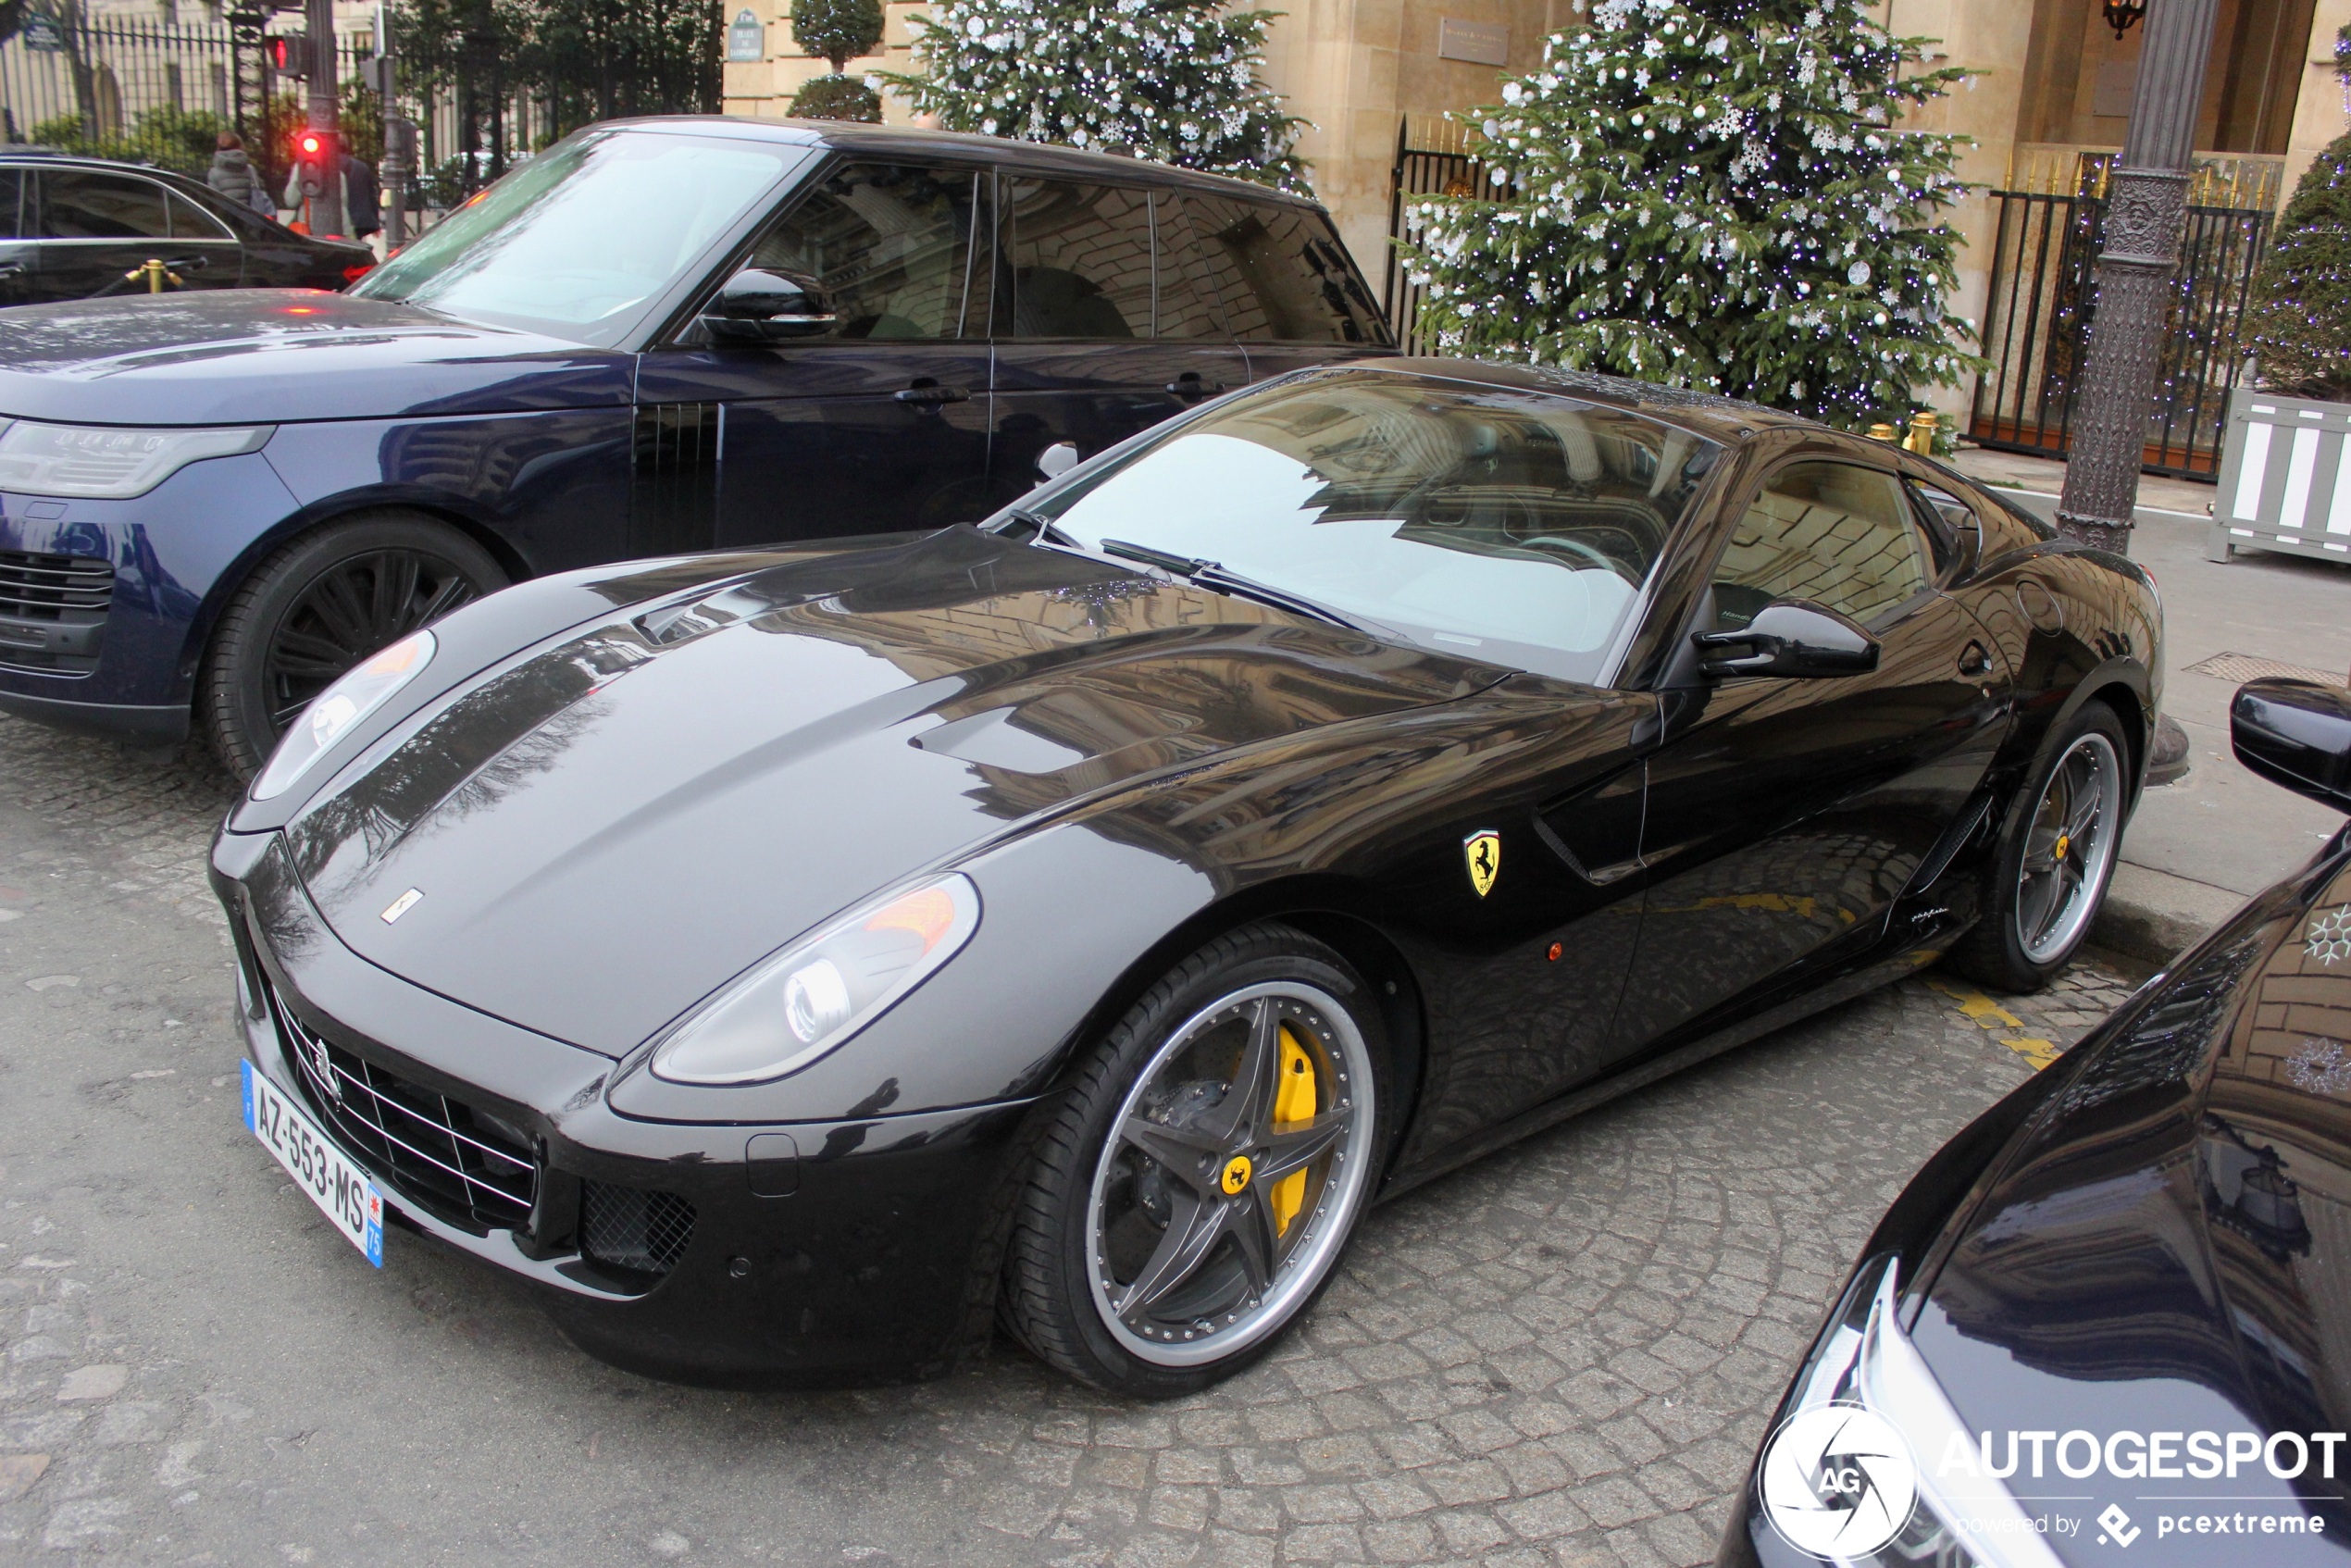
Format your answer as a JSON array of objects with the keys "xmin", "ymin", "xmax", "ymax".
[
  {"xmin": 0, "ymin": 17, "xmax": 372, "ymax": 146},
  {"xmin": 1383, "ymin": 119, "xmax": 1483, "ymax": 355},
  {"xmin": 1969, "ymin": 188, "xmax": 2270, "ymax": 480}
]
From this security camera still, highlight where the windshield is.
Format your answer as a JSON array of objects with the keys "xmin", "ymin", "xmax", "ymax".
[
  {"xmin": 353, "ymin": 129, "xmax": 804, "ymax": 345},
  {"xmin": 1024, "ymin": 374, "xmax": 1722, "ymax": 682}
]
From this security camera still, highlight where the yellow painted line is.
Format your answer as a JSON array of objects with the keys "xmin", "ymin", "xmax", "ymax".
[{"xmin": 1926, "ymin": 977, "xmax": 2062, "ymax": 1072}]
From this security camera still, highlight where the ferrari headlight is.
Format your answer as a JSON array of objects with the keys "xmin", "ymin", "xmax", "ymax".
[
  {"xmin": 650, "ymin": 875, "xmax": 981, "ymax": 1085},
  {"xmin": 0, "ymin": 420, "xmax": 272, "ymax": 499},
  {"xmin": 250, "ymin": 629, "xmax": 436, "ymax": 801},
  {"xmin": 1760, "ymin": 1257, "xmax": 2061, "ymax": 1568}
]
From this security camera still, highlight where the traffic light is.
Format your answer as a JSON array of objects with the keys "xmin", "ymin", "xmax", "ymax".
[
  {"xmin": 294, "ymin": 128, "xmax": 334, "ymax": 200},
  {"xmin": 266, "ymin": 33, "xmax": 308, "ymax": 78}
]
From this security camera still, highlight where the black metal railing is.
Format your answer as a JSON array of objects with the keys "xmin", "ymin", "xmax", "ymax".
[
  {"xmin": 1384, "ymin": 119, "xmax": 1485, "ymax": 356},
  {"xmin": 1970, "ymin": 187, "xmax": 2270, "ymax": 480}
]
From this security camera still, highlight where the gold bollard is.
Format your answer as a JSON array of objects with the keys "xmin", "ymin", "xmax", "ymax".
[
  {"xmin": 123, "ymin": 259, "xmax": 182, "ymax": 293},
  {"xmin": 1905, "ymin": 411, "xmax": 1940, "ymax": 455},
  {"xmin": 1867, "ymin": 423, "xmax": 1899, "ymax": 442}
]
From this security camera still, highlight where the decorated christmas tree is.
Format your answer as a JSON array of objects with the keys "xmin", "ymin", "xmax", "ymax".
[
  {"xmin": 2246, "ymin": 129, "xmax": 2351, "ymax": 401},
  {"xmin": 882, "ymin": 0, "xmax": 1307, "ymax": 192},
  {"xmin": 1398, "ymin": 0, "xmax": 1984, "ymax": 428},
  {"xmin": 790, "ymin": 0, "xmax": 887, "ymax": 121}
]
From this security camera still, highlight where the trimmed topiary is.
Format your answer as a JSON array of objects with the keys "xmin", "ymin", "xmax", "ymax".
[
  {"xmin": 791, "ymin": 0, "xmax": 884, "ymax": 70},
  {"xmin": 2247, "ymin": 130, "xmax": 2351, "ymax": 401},
  {"xmin": 790, "ymin": 73, "xmax": 883, "ymax": 121}
]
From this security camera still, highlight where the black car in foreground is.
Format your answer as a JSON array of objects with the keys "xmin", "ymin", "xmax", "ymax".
[
  {"xmin": 0, "ymin": 149, "xmax": 370, "ymax": 305},
  {"xmin": 211, "ymin": 361, "xmax": 2162, "ymax": 1394},
  {"xmin": 1721, "ymin": 678, "xmax": 2351, "ymax": 1568}
]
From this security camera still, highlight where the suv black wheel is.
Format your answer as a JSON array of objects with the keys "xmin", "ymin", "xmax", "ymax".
[
  {"xmin": 1001, "ymin": 925, "xmax": 1391, "ymax": 1397},
  {"xmin": 1946, "ymin": 697, "xmax": 2132, "ymax": 993},
  {"xmin": 200, "ymin": 512, "xmax": 507, "ymax": 779}
]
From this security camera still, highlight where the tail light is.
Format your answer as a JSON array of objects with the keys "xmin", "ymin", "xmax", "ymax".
[{"xmin": 342, "ymin": 263, "xmax": 374, "ymax": 284}]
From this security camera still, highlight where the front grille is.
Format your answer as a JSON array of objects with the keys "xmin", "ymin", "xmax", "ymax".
[
  {"xmin": 581, "ymin": 1181, "xmax": 696, "ymax": 1279},
  {"xmin": 0, "ymin": 549, "xmax": 111, "ymax": 620},
  {"xmin": 262, "ymin": 977, "xmax": 538, "ymax": 1232}
]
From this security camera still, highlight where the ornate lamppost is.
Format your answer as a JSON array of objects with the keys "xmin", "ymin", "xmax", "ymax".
[{"xmin": 2053, "ymin": 0, "xmax": 2221, "ymax": 553}]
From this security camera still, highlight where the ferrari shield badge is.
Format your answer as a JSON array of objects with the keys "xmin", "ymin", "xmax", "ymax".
[{"xmin": 1463, "ymin": 830, "xmax": 1501, "ymax": 898}]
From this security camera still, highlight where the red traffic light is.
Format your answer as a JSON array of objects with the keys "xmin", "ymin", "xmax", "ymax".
[
  {"xmin": 267, "ymin": 33, "xmax": 308, "ymax": 76},
  {"xmin": 298, "ymin": 131, "xmax": 323, "ymax": 158}
]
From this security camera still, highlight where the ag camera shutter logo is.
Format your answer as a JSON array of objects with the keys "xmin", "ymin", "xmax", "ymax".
[{"xmin": 1759, "ymin": 1404, "xmax": 1920, "ymax": 1558}]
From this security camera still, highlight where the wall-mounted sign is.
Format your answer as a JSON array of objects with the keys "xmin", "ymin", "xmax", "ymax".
[
  {"xmin": 20, "ymin": 14, "xmax": 63, "ymax": 53},
  {"xmin": 726, "ymin": 8, "xmax": 765, "ymax": 63},
  {"xmin": 1437, "ymin": 19, "xmax": 1508, "ymax": 67}
]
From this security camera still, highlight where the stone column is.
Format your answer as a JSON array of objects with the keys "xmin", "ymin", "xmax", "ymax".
[{"xmin": 2053, "ymin": 0, "xmax": 2222, "ymax": 552}]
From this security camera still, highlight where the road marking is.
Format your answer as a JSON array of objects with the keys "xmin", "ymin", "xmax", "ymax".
[{"xmin": 1926, "ymin": 977, "xmax": 2062, "ymax": 1071}]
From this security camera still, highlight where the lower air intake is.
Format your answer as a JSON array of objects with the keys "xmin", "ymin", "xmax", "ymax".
[{"xmin": 580, "ymin": 1182, "xmax": 696, "ymax": 1279}]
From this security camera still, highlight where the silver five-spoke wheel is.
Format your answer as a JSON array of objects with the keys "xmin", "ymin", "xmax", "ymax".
[
  {"xmin": 1085, "ymin": 982, "xmax": 1377, "ymax": 1367},
  {"xmin": 2015, "ymin": 730, "xmax": 2123, "ymax": 965}
]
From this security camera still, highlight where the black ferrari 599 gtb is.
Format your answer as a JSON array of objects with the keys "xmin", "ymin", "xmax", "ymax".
[{"xmin": 210, "ymin": 362, "xmax": 2163, "ymax": 1395}]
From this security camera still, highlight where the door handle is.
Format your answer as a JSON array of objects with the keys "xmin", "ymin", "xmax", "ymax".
[
  {"xmin": 0, "ymin": 262, "xmax": 21, "ymax": 279},
  {"xmin": 894, "ymin": 383, "xmax": 970, "ymax": 405},
  {"xmin": 1958, "ymin": 640, "xmax": 1994, "ymax": 678},
  {"xmin": 1165, "ymin": 374, "xmax": 1225, "ymax": 401}
]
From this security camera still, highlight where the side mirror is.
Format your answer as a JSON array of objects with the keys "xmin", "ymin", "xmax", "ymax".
[
  {"xmin": 2233, "ymin": 678, "xmax": 2351, "ymax": 813},
  {"xmin": 701, "ymin": 268, "xmax": 836, "ymax": 343},
  {"xmin": 1035, "ymin": 442, "xmax": 1080, "ymax": 483},
  {"xmin": 1691, "ymin": 600, "xmax": 1880, "ymax": 680}
]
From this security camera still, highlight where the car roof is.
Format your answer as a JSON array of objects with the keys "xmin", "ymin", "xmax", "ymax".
[
  {"xmin": 594, "ymin": 116, "xmax": 1334, "ymax": 210},
  {"xmin": 1359, "ymin": 357, "xmax": 1813, "ymax": 445}
]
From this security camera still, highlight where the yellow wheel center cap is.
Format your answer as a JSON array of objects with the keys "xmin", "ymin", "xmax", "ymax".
[
  {"xmin": 2055, "ymin": 833, "xmax": 2071, "ymax": 861},
  {"xmin": 1220, "ymin": 1155, "xmax": 1253, "ymax": 1195}
]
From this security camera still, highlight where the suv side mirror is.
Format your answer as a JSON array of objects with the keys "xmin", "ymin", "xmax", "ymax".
[
  {"xmin": 701, "ymin": 268, "xmax": 837, "ymax": 343},
  {"xmin": 1691, "ymin": 600, "xmax": 1880, "ymax": 679},
  {"xmin": 2233, "ymin": 678, "xmax": 2351, "ymax": 813},
  {"xmin": 1035, "ymin": 442, "xmax": 1080, "ymax": 483}
]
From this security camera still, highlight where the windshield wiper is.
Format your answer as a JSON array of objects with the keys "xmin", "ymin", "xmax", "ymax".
[
  {"xmin": 995, "ymin": 508, "xmax": 1080, "ymax": 547},
  {"xmin": 1098, "ymin": 539, "xmax": 1376, "ymax": 634}
]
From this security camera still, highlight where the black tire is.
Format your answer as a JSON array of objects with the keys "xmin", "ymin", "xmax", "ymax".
[
  {"xmin": 1001, "ymin": 925, "xmax": 1392, "ymax": 1397},
  {"xmin": 200, "ymin": 512, "xmax": 508, "ymax": 780},
  {"xmin": 1946, "ymin": 698, "xmax": 2133, "ymax": 993}
]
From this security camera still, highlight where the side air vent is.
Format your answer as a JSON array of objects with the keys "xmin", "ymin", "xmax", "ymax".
[{"xmin": 580, "ymin": 1181, "xmax": 697, "ymax": 1280}]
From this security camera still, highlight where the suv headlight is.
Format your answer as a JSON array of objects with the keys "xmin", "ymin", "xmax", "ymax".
[
  {"xmin": 250, "ymin": 629, "xmax": 436, "ymax": 801},
  {"xmin": 650, "ymin": 875, "xmax": 981, "ymax": 1085},
  {"xmin": 1760, "ymin": 1257, "xmax": 2062, "ymax": 1568},
  {"xmin": 0, "ymin": 421, "xmax": 273, "ymax": 499}
]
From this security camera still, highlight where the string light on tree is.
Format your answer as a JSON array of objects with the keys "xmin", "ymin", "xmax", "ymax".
[
  {"xmin": 883, "ymin": 0, "xmax": 1307, "ymax": 191},
  {"xmin": 1398, "ymin": 0, "xmax": 1987, "ymax": 429}
]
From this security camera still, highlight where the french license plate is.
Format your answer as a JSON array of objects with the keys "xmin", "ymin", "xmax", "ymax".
[{"xmin": 242, "ymin": 1059, "xmax": 385, "ymax": 1267}]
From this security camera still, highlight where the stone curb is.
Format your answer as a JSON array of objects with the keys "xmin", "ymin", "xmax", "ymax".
[{"xmin": 2091, "ymin": 860, "xmax": 2247, "ymax": 966}]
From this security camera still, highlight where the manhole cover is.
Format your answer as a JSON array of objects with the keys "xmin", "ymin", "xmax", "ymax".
[{"xmin": 2182, "ymin": 652, "xmax": 2347, "ymax": 687}]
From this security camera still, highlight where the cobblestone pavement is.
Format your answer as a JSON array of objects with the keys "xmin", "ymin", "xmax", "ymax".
[{"xmin": 0, "ymin": 715, "xmax": 2160, "ymax": 1567}]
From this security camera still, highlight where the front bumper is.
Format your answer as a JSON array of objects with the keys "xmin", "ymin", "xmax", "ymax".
[
  {"xmin": 213, "ymin": 827, "xmax": 1036, "ymax": 1388},
  {"xmin": 0, "ymin": 452, "xmax": 303, "ymax": 739}
]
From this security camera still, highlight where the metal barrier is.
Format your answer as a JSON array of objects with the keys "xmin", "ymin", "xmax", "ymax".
[
  {"xmin": 2209, "ymin": 390, "xmax": 2351, "ymax": 565},
  {"xmin": 1969, "ymin": 187, "xmax": 2270, "ymax": 481}
]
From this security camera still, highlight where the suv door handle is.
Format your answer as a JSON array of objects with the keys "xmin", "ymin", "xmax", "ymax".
[
  {"xmin": 1958, "ymin": 640, "xmax": 1994, "ymax": 677},
  {"xmin": 894, "ymin": 383, "xmax": 970, "ymax": 405},
  {"xmin": 1166, "ymin": 374, "xmax": 1225, "ymax": 401}
]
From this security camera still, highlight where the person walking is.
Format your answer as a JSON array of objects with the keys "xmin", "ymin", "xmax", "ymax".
[{"xmin": 206, "ymin": 132, "xmax": 274, "ymax": 218}]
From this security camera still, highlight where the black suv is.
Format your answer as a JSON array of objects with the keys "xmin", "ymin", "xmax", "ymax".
[
  {"xmin": 0, "ymin": 149, "xmax": 374, "ymax": 305},
  {"xmin": 0, "ymin": 119, "xmax": 1393, "ymax": 773}
]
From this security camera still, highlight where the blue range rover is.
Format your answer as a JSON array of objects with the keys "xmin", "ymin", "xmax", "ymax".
[{"xmin": 0, "ymin": 118, "xmax": 1391, "ymax": 773}]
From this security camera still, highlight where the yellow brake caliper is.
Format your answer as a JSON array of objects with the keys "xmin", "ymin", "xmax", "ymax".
[{"xmin": 1268, "ymin": 1026, "xmax": 1318, "ymax": 1237}]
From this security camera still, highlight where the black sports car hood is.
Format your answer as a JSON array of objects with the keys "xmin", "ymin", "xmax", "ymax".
[
  {"xmin": 0, "ymin": 292, "xmax": 629, "ymax": 426},
  {"xmin": 1909, "ymin": 843, "xmax": 2351, "ymax": 1562},
  {"xmin": 280, "ymin": 527, "xmax": 1504, "ymax": 1057}
]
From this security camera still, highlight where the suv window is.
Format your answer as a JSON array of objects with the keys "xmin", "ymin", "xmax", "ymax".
[
  {"xmin": 999, "ymin": 179, "xmax": 1151, "ymax": 340},
  {"xmin": 1709, "ymin": 460, "xmax": 1933, "ymax": 631},
  {"xmin": 40, "ymin": 170, "xmax": 172, "ymax": 239},
  {"xmin": 0, "ymin": 169, "xmax": 26, "ymax": 239},
  {"xmin": 744, "ymin": 162, "xmax": 983, "ymax": 341},
  {"xmin": 1151, "ymin": 193, "xmax": 1228, "ymax": 340},
  {"xmin": 1178, "ymin": 194, "xmax": 1380, "ymax": 343}
]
